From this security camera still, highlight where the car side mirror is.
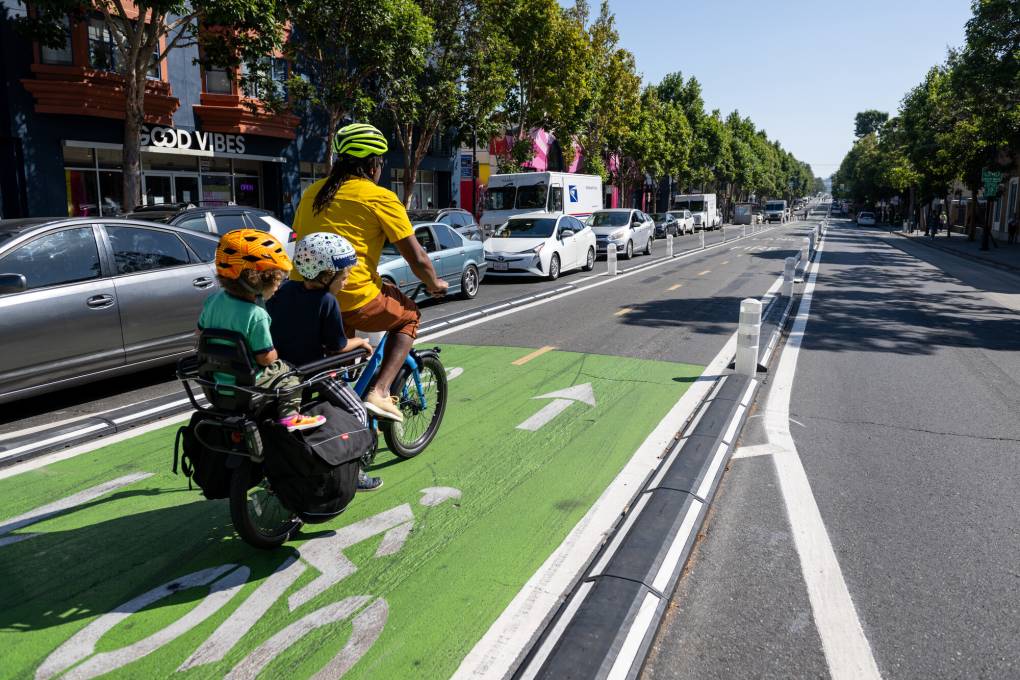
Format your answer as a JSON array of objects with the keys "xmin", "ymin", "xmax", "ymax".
[
  {"xmin": 560, "ymin": 229, "xmax": 575, "ymax": 238},
  {"xmin": 0, "ymin": 273, "xmax": 27, "ymax": 295}
]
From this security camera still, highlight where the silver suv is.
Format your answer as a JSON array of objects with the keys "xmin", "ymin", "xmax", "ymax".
[{"xmin": 590, "ymin": 209, "xmax": 655, "ymax": 259}]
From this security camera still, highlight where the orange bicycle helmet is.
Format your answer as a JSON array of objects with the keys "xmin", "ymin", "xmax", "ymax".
[{"xmin": 215, "ymin": 229, "xmax": 292, "ymax": 279}]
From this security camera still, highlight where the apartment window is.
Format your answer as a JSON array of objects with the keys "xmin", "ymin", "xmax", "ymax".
[
  {"xmin": 89, "ymin": 18, "xmax": 159, "ymax": 78},
  {"xmin": 205, "ymin": 66, "xmax": 233, "ymax": 94},
  {"xmin": 40, "ymin": 16, "xmax": 73, "ymax": 65},
  {"xmin": 242, "ymin": 57, "xmax": 288, "ymax": 99}
]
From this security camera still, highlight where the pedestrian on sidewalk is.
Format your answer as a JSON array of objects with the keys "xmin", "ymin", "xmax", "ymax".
[
  {"xmin": 942, "ymin": 210, "xmax": 950, "ymax": 239},
  {"xmin": 1008, "ymin": 216, "xmax": 1018, "ymax": 245}
]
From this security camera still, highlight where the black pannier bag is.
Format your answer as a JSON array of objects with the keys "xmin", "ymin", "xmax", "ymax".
[
  {"xmin": 261, "ymin": 401, "xmax": 375, "ymax": 522},
  {"xmin": 173, "ymin": 412, "xmax": 237, "ymax": 500}
]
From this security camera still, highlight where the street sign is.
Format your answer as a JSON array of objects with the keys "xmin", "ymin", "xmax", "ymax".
[{"xmin": 982, "ymin": 169, "xmax": 1003, "ymax": 197}]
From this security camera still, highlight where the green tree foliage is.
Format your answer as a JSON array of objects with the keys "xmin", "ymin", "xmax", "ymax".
[
  {"xmin": 486, "ymin": 0, "xmax": 590, "ymax": 166},
  {"xmin": 572, "ymin": 1, "xmax": 641, "ymax": 181},
  {"xmin": 13, "ymin": 0, "xmax": 280, "ymax": 208},
  {"xmin": 854, "ymin": 110, "xmax": 890, "ymax": 138}
]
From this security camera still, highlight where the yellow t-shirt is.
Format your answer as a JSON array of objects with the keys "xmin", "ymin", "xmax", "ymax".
[{"xmin": 293, "ymin": 176, "xmax": 415, "ymax": 312}]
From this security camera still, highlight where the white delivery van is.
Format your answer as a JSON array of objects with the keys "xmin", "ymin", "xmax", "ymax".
[
  {"xmin": 673, "ymin": 193, "xmax": 719, "ymax": 230},
  {"xmin": 764, "ymin": 199, "xmax": 788, "ymax": 223},
  {"xmin": 480, "ymin": 172, "xmax": 603, "ymax": 234}
]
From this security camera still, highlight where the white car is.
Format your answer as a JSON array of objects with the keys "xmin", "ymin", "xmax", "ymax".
[
  {"xmin": 590, "ymin": 208, "xmax": 656, "ymax": 259},
  {"xmin": 484, "ymin": 212, "xmax": 597, "ymax": 280},
  {"xmin": 857, "ymin": 211, "xmax": 876, "ymax": 226}
]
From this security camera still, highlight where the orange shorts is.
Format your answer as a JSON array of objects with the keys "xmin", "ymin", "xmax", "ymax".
[{"xmin": 341, "ymin": 283, "xmax": 421, "ymax": 340}]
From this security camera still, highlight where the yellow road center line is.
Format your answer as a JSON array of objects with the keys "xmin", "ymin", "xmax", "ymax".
[
  {"xmin": 512, "ymin": 345, "xmax": 557, "ymax": 366},
  {"xmin": 614, "ymin": 308, "xmax": 632, "ymax": 317},
  {"xmin": 697, "ymin": 270, "xmax": 711, "ymax": 276},
  {"xmin": 668, "ymin": 284, "xmax": 683, "ymax": 291}
]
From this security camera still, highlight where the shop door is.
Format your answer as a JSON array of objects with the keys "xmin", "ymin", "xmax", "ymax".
[
  {"xmin": 143, "ymin": 174, "xmax": 173, "ymax": 207},
  {"xmin": 175, "ymin": 174, "xmax": 200, "ymax": 206}
]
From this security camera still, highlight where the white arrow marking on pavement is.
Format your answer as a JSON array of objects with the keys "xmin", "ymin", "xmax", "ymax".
[{"xmin": 516, "ymin": 383, "xmax": 596, "ymax": 432}]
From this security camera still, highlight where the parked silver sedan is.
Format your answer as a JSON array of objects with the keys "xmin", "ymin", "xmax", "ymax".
[
  {"xmin": 0, "ymin": 217, "xmax": 221, "ymax": 404},
  {"xmin": 380, "ymin": 222, "xmax": 487, "ymax": 300}
]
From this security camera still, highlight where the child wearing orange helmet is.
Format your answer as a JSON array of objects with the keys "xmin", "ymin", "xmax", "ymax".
[{"xmin": 197, "ymin": 229, "xmax": 326, "ymax": 432}]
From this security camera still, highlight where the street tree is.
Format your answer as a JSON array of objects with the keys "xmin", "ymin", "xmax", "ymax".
[
  {"xmin": 854, "ymin": 110, "xmax": 890, "ymax": 138},
  {"xmin": 13, "ymin": 0, "xmax": 280, "ymax": 209},
  {"xmin": 487, "ymin": 0, "xmax": 590, "ymax": 167}
]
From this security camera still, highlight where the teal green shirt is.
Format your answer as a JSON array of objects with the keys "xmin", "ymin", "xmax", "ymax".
[{"xmin": 197, "ymin": 291, "xmax": 274, "ymax": 355}]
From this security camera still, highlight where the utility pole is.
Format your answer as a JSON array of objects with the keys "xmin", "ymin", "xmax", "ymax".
[{"xmin": 471, "ymin": 127, "xmax": 478, "ymax": 220}]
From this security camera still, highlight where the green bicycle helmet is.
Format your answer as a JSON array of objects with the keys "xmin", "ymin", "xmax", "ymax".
[{"xmin": 332, "ymin": 123, "xmax": 388, "ymax": 158}]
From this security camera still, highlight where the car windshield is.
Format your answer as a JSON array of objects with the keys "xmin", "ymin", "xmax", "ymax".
[
  {"xmin": 485, "ymin": 187, "xmax": 515, "ymax": 211},
  {"xmin": 497, "ymin": 218, "xmax": 557, "ymax": 238},
  {"xmin": 651, "ymin": 213, "xmax": 668, "ymax": 222},
  {"xmin": 860, "ymin": 213, "xmax": 874, "ymax": 218},
  {"xmin": 591, "ymin": 212, "xmax": 630, "ymax": 227},
  {"xmin": 766, "ymin": 202, "xmax": 785, "ymax": 210},
  {"xmin": 677, "ymin": 201, "xmax": 705, "ymax": 212},
  {"xmin": 515, "ymin": 184, "xmax": 547, "ymax": 209}
]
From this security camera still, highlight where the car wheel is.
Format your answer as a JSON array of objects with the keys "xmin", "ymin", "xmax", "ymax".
[
  {"xmin": 547, "ymin": 253, "xmax": 561, "ymax": 280},
  {"xmin": 460, "ymin": 265, "xmax": 479, "ymax": 299},
  {"xmin": 583, "ymin": 247, "xmax": 595, "ymax": 271},
  {"xmin": 643, "ymin": 237, "xmax": 652, "ymax": 255},
  {"xmin": 623, "ymin": 240, "xmax": 633, "ymax": 260}
]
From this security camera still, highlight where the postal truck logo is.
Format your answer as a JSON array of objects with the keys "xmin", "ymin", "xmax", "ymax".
[{"xmin": 568, "ymin": 185, "xmax": 578, "ymax": 203}]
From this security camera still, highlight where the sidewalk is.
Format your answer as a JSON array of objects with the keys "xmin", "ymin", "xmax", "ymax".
[{"xmin": 893, "ymin": 227, "xmax": 1020, "ymax": 274}]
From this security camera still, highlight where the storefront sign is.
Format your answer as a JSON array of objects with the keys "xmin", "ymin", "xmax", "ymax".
[{"xmin": 141, "ymin": 126, "xmax": 246, "ymax": 155}]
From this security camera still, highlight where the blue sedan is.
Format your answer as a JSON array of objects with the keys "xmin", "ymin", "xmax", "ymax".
[{"xmin": 378, "ymin": 222, "xmax": 487, "ymax": 300}]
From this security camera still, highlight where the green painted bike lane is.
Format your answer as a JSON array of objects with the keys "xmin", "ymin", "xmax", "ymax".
[{"xmin": 0, "ymin": 344, "xmax": 702, "ymax": 680}]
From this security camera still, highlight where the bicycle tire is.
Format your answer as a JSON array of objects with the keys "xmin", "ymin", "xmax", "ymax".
[
  {"xmin": 229, "ymin": 460, "xmax": 301, "ymax": 550},
  {"xmin": 381, "ymin": 353, "xmax": 447, "ymax": 459}
]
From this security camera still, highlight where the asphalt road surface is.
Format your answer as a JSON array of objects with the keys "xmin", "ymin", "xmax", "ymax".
[
  {"xmin": 642, "ymin": 221, "xmax": 1020, "ymax": 679},
  {"xmin": 2, "ymin": 220, "xmax": 817, "ymax": 680}
]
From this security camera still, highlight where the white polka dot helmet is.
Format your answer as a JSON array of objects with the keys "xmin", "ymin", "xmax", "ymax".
[{"xmin": 294, "ymin": 232, "xmax": 358, "ymax": 280}]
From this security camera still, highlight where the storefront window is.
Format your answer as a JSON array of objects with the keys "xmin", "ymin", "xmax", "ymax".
[
  {"xmin": 97, "ymin": 148, "xmax": 123, "ymax": 169},
  {"xmin": 299, "ymin": 161, "xmax": 329, "ymax": 195},
  {"xmin": 98, "ymin": 171, "xmax": 124, "ymax": 215},
  {"xmin": 40, "ymin": 17, "xmax": 73, "ymax": 65},
  {"xmin": 202, "ymin": 175, "xmax": 232, "ymax": 206},
  {"xmin": 63, "ymin": 146, "xmax": 94, "ymax": 168},
  {"xmin": 143, "ymin": 153, "xmax": 197, "ymax": 172},
  {"xmin": 233, "ymin": 177, "xmax": 260, "ymax": 207},
  {"xmin": 199, "ymin": 157, "xmax": 231, "ymax": 173},
  {"xmin": 66, "ymin": 169, "xmax": 100, "ymax": 217}
]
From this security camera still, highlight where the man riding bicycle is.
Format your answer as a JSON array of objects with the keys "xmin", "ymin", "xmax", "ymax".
[{"xmin": 292, "ymin": 123, "xmax": 448, "ymax": 423}]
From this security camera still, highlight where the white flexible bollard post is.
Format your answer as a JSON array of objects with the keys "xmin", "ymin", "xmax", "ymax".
[
  {"xmin": 607, "ymin": 245, "xmax": 618, "ymax": 276},
  {"xmin": 700, "ymin": 230, "xmax": 705, "ymax": 250},
  {"xmin": 736, "ymin": 298, "xmax": 762, "ymax": 377},
  {"xmin": 801, "ymin": 237, "xmax": 811, "ymax": 271},
  {"xmin": 666, "ymin": 233, "xmax": 674, "ymax": 257},
  {"xmin": 814, "ymin": 224, "xmax": 820, "ymax": 244},
  {"xmin": 783, "ymin": 256, "xmax": 796, "ymax": 297}
]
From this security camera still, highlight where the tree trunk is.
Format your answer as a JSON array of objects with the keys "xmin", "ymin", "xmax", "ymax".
[{"xmin": 122, "ymin": 74, "xmax": 145, "ymax": 210}]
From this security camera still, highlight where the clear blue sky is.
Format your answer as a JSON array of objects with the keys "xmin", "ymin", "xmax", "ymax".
[{"xmin": 567, "ymin": 0, "xmax": 973, "ymax": 178}]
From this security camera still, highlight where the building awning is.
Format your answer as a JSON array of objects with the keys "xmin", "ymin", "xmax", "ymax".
[{"xmin": 63, "ymin": 139, "xmax": 285, "ymax": 164}]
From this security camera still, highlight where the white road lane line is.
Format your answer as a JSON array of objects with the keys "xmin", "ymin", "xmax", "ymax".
[{"xmin": 764, "ymin": 237, "xmax": 883, "ymax": 680}]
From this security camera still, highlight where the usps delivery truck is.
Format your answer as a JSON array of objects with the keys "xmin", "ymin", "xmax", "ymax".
[{"xmin": 480, "ymin": 172, "xmax": 603, "ymax": 234}]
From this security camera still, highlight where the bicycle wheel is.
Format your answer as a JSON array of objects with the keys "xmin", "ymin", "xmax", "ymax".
[
  {"xmin": 381, "ymin": 353, "xmax": 447, "ymax": 459},
  {"xmin": 229, "ymin": 460, "xmax": 301, "ymax": 549}
]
